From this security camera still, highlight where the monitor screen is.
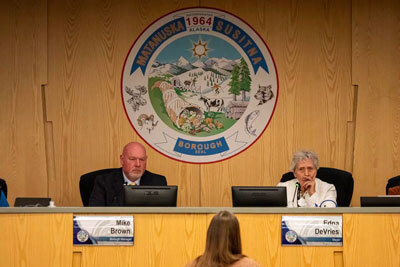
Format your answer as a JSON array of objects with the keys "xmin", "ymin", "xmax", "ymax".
[
  {"xmin": 232, "ymin": 186, "xmax": 287, "ymax": 207},
  {"xmin": 124, "ymin": 186, "xmax": 177, "ymax": 207},
  {"xmin": 14, "ymin": 197, "xmax": 51, "ymax": 207},
  {"xmin": 360, "ymin": 196, "xmax": 400, "ymax": 207}
]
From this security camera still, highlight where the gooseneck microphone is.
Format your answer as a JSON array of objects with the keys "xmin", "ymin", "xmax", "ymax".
[
  {"xmin": 292, "ymin": 182, "xmax": 300, "ymax": 207},
  {"xmin": 296, "ymin": 182, "xmax": 301, "ymax": 207}
]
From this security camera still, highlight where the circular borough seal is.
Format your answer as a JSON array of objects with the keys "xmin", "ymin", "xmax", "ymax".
[
  {"xmin": 122, "ymin": 7, "xmax": 278, "ymax": 163},
  {"xmin": 285, "ymin": 230, "xmax": 298, "ymax": 243},
  {"xmin": 76, "ymin": 229, "xmax": 89, "ymax": 243}
]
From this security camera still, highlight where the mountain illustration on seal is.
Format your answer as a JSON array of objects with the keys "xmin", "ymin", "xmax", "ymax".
[
  {"xmin": 150, "ymin": 56, "xmax": 238, "ymax": 76},
  {"xmin": 146, "ymin": 35, "xmax": 273, "ymax": 137}
]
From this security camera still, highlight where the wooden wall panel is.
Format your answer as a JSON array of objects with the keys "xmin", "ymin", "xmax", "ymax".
[
  {"xmin": 0, "ymin": 213, "xmax": 73, "ymax": 267},
  {"xmin": 46, "ymin": 0, "xmax": 200, "ymax": 206},
  {"xmin": 0, "ymin": 0, "xmax": 48, "ymax": 204},
  {"xmin": 352, "ymin": 0, "xmax": 400, "ymax": 205},
  {"xmin": 73, "ymin": 214, "xmax": 207, "ymax": 267},
  {"xmin": 343, "ymin": 213, "xmax": 400, "ymax": 266},
  {"xmin": 237, "ymin": 214, "xmax": 281, "ymax": 265},
  {"xmin": 0, "ymin": 212, "xmax": 348, "ymax": 267},
  {"xmin": 1, "ymin": 0, "xmax": 399, "ymax": 207},
  {"xmin": 200, "ymin": 0, "xmax": 353, "ymax": 206},
  {"xmin": 238, "ymin": 213, "xmax": 343, "ymax": 266}
]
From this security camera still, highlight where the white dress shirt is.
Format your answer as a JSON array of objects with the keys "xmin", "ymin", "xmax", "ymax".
[{"xmin": 123, "ymin": 172, "xmax": 141, "ymax": 185}]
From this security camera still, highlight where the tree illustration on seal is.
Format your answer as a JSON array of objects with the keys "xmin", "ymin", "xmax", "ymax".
[
  {"xmin": 228, "ymin": 58, "xmax": 252, "ymax": 101},
  {"xmin": 239, "ymin": 58, "xmax": 252, "ymax": 101},
  {"xmin": 229, "ymin": 65, "xmax": 240, "ymax": 101}
]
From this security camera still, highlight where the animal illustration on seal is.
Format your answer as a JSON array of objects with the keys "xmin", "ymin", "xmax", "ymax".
[
  {"xmin": 199, "ymin": 96, "xmax": 224, "ymax": 112},
  {"xmin": 137, "ymin": 114, "xmax": 158, "ymax": 134},
  {"xmin": 125, "ymin": 85, "xmax": 147, "ymax": 111},
  {"xmin": 254, "ymin": 85, "xmax": 274, "ymax": 105},
  {"xmin": 245, "ymin": 110, "xmax": 260, "ymax": 136}
]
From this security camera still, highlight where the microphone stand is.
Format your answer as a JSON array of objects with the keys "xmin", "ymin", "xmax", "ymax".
[
  {"xmin": 296, "ymin": 182, "xmax": 301, "ymax": 207},
  {"xmin": 292, "ymin": 182, "xmax": 300, "ymax": 207}
]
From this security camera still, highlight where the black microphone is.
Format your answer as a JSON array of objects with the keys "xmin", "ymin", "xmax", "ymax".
[
  {"xmin": 296, "ymin": 182, "xmax": 301, "ymax": 207},
  {"xmin": 292, "ymin": 182, "xmax": 300, "ymax": 207}
]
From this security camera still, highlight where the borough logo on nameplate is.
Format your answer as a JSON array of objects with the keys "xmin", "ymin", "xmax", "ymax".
[{"xmin": 121, "ymin": 7, "xmax": 278, "ymax": 163}]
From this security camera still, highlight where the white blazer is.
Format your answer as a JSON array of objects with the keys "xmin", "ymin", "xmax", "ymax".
[{"xmin": 278, "ymin": 178, "xmax": 337, "ymax": 207}]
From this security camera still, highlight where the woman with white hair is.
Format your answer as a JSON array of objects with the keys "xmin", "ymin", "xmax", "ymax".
[{"xmin": 278, "ymin": 150, "xmax": 337, "ymax": 207}]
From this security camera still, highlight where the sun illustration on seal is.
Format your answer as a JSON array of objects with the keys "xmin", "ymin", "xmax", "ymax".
[
  {"xmin": 121, "ymin": 8, "xmax": 278, "ymax": 163},
  {"xmin": 192, "ymin": 39, "xmax": 209, "ymax": 59}
]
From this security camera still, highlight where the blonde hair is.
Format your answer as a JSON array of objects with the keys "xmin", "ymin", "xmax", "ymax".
[{"xmin": 194, "ymin": 210, "xmax": 244, "ymax": 267}]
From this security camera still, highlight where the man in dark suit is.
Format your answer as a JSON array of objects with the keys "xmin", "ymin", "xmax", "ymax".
[{"xmin": 88, "ymin": 142, "xmax": 167, "ymax": 206}]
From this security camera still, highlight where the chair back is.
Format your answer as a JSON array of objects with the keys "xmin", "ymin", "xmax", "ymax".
[
  {"xmin": 79, "ymin": 168, "xmax": 119, "ymax": 206},
  {"xmin": 0, "ymin": 178, "xmax": 7, "ymax": 198},
  {"xmin": 386, "ymin": 175, "xmax": 400, "ymax": 195},
  {"xmin": 280, "ymin": 167, "xmax": 354, "ymax": 207}
]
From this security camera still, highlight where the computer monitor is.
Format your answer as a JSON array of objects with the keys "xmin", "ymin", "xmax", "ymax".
[
  {"xmin": 124, "ymin": 186, "xmax": 177, "ymax": 207},
  {"xmin": 360, "ymin": 196, "xmax": 400, "ymax": 207},
  {"xmin": 232, "ymin": 186, "xmax": 287, "ymax": 207},
  {"xmin": 14, "ymin": 197, "xmax": 51, "ymax": 207}
]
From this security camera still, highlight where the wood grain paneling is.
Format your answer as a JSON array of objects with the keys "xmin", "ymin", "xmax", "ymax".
[
  {"xmin": 46, "ymin": 0, "xmax": 199, "ymax": 206},
  {"xmin": 0, "ymin": 212, "xmax": 362, "ymax": 267},
  {"xmin": 352, "ymin": 0, "xmax": 400, "ymax": 205},
  {"xmin": 74, "ymin": 213, "xmax": 207, "ymax": 267},
  {"xmin": 237, "ymin": 214, "xmax": 282, "ymax": 265},
  {"xmin": 343, "ymin": 213, "xmax": 400, "ymax": 266},
  {"xmin": 200, "ymin": 0, "xmax": 353, "ymax": 206},
  {"xmin": 0, "ymin": 213, "xmax": 73, "ymax": 267},
  {"xmin": 238, "ymin": 214, "xmax": 342, "ymax": 266},
  {"xmin": 2, "ymin": 0, "xmax": 400, "ymax": 207},
  {"xmin": 0, "ymin": 0, "xmax": 48, "ymax": 204}
]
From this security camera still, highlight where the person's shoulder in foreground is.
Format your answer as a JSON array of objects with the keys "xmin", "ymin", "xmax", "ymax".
[
  {"xmin": 185, "ymin": 210, "xmax": 262, "ymax": 267},
  {"xmin": 231, "ymin": 257, "xmax": 261, "ymax": 267},
  {"xmin": 185, "ymin": 257, "xmax": 261, "ymax": 267}
]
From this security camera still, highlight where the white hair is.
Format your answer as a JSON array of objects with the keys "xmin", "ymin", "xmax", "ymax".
[{"xmin": 290, "ymin": 150, "xmax": 319, "ymax": 172}]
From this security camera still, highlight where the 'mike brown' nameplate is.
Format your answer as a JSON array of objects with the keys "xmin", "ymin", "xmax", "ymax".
[{"xmin": 73, "ymin": 215, "xmax": 134, "ymax": 245}]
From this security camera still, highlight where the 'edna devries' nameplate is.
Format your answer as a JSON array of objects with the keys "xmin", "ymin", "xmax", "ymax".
[
  {"xmin": 121, "ymin": 7, "xmax": 278, "ymax": 164},
  {"xmin": 281, "ymin": 216, "xmax": 343, "ymax": 246},
  {"xmin": 73, "ymin": 216, "xmax": 134, "ymax": 245}
]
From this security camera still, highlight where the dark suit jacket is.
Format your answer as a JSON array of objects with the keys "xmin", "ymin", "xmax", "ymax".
[{"xmin": 88, "ymin": 168, "xmax": 167, "ymax": 206}]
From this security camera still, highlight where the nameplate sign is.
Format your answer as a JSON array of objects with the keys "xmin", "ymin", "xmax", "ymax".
[
  {"xmin": 73, "ymin": 215, "xmax": 134, "ymax": 246},
  {"xmin": 281, "ymin": 216, "xmax": 342, "ymax": 246}
]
